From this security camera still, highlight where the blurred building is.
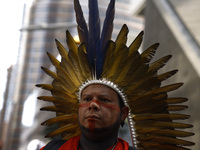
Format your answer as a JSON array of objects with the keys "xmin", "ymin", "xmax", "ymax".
[
  {"xmin": 143, "ymin": 0, "xmax": 200, "ymax": 149},
  {"xmin": 1, "ymin": 0, "xmax": 144, "ymax": 150}
]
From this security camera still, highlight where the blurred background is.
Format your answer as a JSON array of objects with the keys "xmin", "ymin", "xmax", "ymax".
[{"xmin": 0, "ymin": 0, "xmax": 199, "ymax": 149}]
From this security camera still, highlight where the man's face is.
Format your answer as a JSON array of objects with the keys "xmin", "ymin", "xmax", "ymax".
[{"xmin": 78, "ymin": 84, "xmax": 126, "ymax": 131}]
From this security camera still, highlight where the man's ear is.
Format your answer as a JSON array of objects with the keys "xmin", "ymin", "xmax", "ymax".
[{"xmin": 121, "ymin": 106, "xmax": 129, "ymax": 121}]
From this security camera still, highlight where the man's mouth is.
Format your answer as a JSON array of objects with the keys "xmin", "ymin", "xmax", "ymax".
[{"xmin": 85, "ymin": 114, "xmax": 100, "ymax": 120}]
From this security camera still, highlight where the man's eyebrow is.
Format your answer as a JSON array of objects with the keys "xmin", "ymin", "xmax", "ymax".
[{"xmin": 81, "ymin": 94, "xmax": 93, "ymax": 98}]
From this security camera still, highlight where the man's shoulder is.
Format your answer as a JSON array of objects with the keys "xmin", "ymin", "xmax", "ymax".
[{"xmin": 42, "ymin": 140, "xmax": 67, "ymax": 150}]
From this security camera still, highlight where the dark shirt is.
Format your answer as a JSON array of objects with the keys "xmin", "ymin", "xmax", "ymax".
[{"xmin": 43, "ymin": 140, "xmax": 139, "ymax": 150}]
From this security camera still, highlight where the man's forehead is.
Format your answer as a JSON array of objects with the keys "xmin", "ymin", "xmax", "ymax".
[{"xmin": 81, "ymin": 84, "xmax": 118, "ymax": 95}]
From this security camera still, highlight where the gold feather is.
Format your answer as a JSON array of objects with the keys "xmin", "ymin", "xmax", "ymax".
[
  {"xmin": 40, "ymin": 106, "xmax": 65, "ymax": 113},
  {"xmin": 62, "ymin": 130, "xmax": 81, "ymax": 140},
  {"xmin": 56, "ymin": 64, "xmax": 78, "ymax": 90},
  {"xmin": 51, "ymin": 89, "xmax": 77, "ymax": 100},
  {"xmin": 157, "ymin": 70, "xmax": 178, "ymax": 81},
  {"xmin": 52, "ymin": 78, "xmax": 74, "ymax": 94},
  {"xmin": 135, "ymin": 120, "xmax": 193, "ymax": 129},
  {"xmin": 115, "ymin": 24, "xmax": 129, "ymax": 49},
  {"xmin": 132, "ymin": 113, "xmax": 190, "ymax": 121},
  {"xmin": 107, "ymin": 44, "xmax": 129, "ymax": 80},
  {"xmin": 167, "ymin": 105, "xmax": 188, "ymax": 111},
  {"xmin": 41, "ymin": 114, "xmax": 78, "ymax": 126},
  {"xmin": 35, "ymin": 84, "xmax": 53, "ymax": 91},
  {"xmin": 136, "ymin": 127, "xmax": 194, "ymax": 137},
  {"xmin": 102, "ymin": 41, "xmax": 115, "ymax": 76},
  {"xmin": 141, "ymin": 43, "xmax": 159, "ymax": 63},
  {"xmin": 66, "ymin": 30, "xmax": 78, "ymax": 54},
  {"xmin": 60, "ymin": 58, "xmax": 81, "ymax": 87},
  {"xmin": 128, "ymin": 31, "xmax": 144, "ymax": 57},
  {"xmin": 166, "ymin": 97, "xmax": 188, "ymax": 104},
  {"xmin": 45, "ymin": 124, "xmax": 78, "ymax": 138},
  {"xmin": 55, "ymin": 39, "xmax": 68, "ymax": 60},
  {"xmin": 146, "ymin": 83, "xmax": 183, "ymax": 95},
  {"xmin": 68, "ymin": 49, "xmax": 85, "ymax": 82},
  {"xmin": 37, "ymin": 96, "xmax": 56, "ymax": 102},
  {"xmin": 141, "ymin": 135, "xmax": 195, "ymax": 146},
  {"xmin": 78, "ymin": 43, "xmax": 91, "ymax": 79},
  {"xmin": 46, "ymin": 52, "xmax": 60, "ymax": 67},
  {"xmin": 147, "ymin": 55, "xmax": 172, "ymax": 75},
  {"xmin": 41, "ymin": 67, "xmax": 58, "ymax": 79}
]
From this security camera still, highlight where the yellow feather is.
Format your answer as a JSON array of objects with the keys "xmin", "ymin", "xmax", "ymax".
[
  {"xmin": 60, "ymin": 58, "xmax": 81, "ymax": 87},
  {"xmin": 141, "ymin": 43, "xmax": 159, "ymax": 63},
  {"xmin": 56, "ymin": 75, "xmax": 76, "ymax": 94},
  {"xmin": 40, "ymin": 106, "xmax": 65, "ymax": 113},
  {"xmin": 37, "ymin": 96, "xmax": 56, "ymax": 102},
  {"xmin": 165, "ymin": 97, "xmax": 188, "ymax": 104},
  {"xmin": 41, "ymin": 114, "xmax": 78, "ymax": 126},
  {"xmin": 145, "ymin": 135, "xmax": 195, "ymax": 146},
  {"xmin": 45, "ymin": 124, "xmax": 78, "ymax": 138},
  {"xmin": 106, "ymin": 44, "xmax": 128, "ymax": 79},
  {"xmin": 135, "ymin": 120, "xmax": 193, "ymax": 129},
  {"xmin": 167, "ymin": 105, "xmax": 188, "ymax": 111},
  {"xmin": 41, "ymin": 67, "xmax": 58, "ymax": 79},
  {"xmin": 46, "ymin": 52, "xmax": 60, "ymax": 67},
  {"xmin": 136, "ymin": 127, "xmax": 194, "ymax": 137},
  {"xmin": 68, "ymin": 49, "xmax": 85, "ymax": 82},
  {"xmin": 35, "ymin": 84, "xmax": 53, "ymax": 91},
  {"xmin": 62, "ymin": 130, "xmax": 81, "ymax": 140},
  {"xmin": 51, "ymin": 89, "xmax": 77, "ymax": 100},
  {"xmin": 146, "ymin": 83, "xmax": 183, "ymax": 95},
  {"xmin": 147, "ymin": 55, "xmax": 172, "ymax": 75},
  {"xmin": 102, "ymin": 41, "xmax": 115, "ymax": 76},
  {"xmin": 115, "ymin": 24, "xmax": 129, "ymax": 49},
  {"xmin": 157, "ymin": 70, "xmax": 178, "ymax": 81},
  {"xmin": 55, "ymin": 39, "xmax": 68, "ymax": 60},
  {"xmin": 52, "ymin": 78, "xmax": 74, "ymax": 94},
  {"xmin": 128, "ymin": 31, "xmax": 143, "ymax": 57},
  {"xmin": 132, "ymin": 113, "xmax": 190, "ymax": 121},
  {"xmin": 78, "ymin": 43, "xmax": 92, "ymax": 79},
  {"xmin": 66, "ymin": 30, "xmax": 78, "ymax": 54}
]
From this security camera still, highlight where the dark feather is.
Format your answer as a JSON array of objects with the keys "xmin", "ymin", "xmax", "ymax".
[
  {"xmin": 74, "ymin": 0, "xmax": 89, "ymax": 44},
  {"xmin": 97, "ymin": 0, "xmax": 115, "ymax": 76},
  {"xmin": 88, "ymin": 0, "xmax": 100, "ymax": 72}
]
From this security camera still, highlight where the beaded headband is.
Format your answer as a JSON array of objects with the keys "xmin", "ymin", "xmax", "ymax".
[{"xmin": 78, "ymin": 79, "xmax": 127, "ymax": 105}]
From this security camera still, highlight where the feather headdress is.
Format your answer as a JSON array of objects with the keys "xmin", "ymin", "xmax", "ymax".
[{"xmin": 36, "ymin": 0, "xmax": 195, "ymax": 149}]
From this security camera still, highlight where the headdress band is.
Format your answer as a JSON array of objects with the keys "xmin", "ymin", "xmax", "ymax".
[{"xmin": 78, "ymin": 79, "xmax": 127, "ymax": 106}]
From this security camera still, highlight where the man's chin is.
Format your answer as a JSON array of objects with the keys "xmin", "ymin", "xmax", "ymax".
[{"xmin": 80, "ymin": 121, "xmax": 120, "ymax": 136}]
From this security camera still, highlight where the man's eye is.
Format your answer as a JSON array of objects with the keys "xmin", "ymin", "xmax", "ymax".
[
  {"xmin": 83, "ymin": 98, "xmax": 92, "ymax": 101},
  {"xmin": 100, "ymin": 98, "xmax": 110, "ymax": 102}
]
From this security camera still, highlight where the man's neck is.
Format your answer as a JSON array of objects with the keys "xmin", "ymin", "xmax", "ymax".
[{"xmin": 79, "ymin": 131, "xmax": 118, "ymax": 150}]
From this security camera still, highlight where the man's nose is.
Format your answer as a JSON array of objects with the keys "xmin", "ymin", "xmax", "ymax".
[{"xmin": 89, "ymin": 100, "xmax": 100, "ymax": 111}]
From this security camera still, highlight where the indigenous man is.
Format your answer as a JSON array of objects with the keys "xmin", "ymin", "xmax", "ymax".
[
  {"xmin": 37, "ymin": 0, "xmax": 194, "ymax": 149},
  {"xmin": 40, "ymin": 84, "xmax": 136, "ymax": 150}
]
